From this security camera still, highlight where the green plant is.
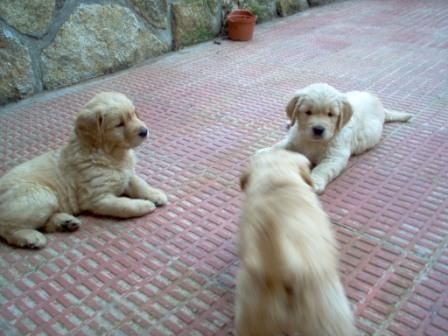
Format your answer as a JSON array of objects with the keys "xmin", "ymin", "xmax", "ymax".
[{"xmin": 244, "ymin": 0, "xmax": 264, "ymax": 18}]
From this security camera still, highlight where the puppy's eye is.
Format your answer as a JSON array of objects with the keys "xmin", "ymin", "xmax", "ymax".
[
  {"xmin": 305, "ymin": 111, "xmax": 312, "ymax": 116},
  {"xmin": 115, "ymin": 121, "xmax": 125, "ymax": 128},
  {"xmin": 328, "ymin": 112, "xmax": 334, "ymax": 117}
]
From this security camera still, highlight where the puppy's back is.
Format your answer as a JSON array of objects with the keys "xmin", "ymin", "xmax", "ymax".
[
  {"xmin": 240, "ymin": 174, "xmax": 337, "ymax": 275},
  {"xmin": 239, "ymin": 159, "xmax": 355, "ymax": 336}
]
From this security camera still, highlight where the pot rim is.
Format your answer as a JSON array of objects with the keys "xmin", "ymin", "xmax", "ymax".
[
  {"xmin": 228, "ymin": 16, "xmax": 257, "ymax": 24},
  {"xmin": 228, "ymin": 9, "xmax": 256, "ymax": 17}
]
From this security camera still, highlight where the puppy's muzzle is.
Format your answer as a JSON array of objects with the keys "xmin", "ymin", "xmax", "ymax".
[
  {"xmin": 312, "ymin": 125, "xmax": 325, "ymax": 137},
  {"xmin": 138, "ymin": 127, "xmax": 148, "ymax": 138}
]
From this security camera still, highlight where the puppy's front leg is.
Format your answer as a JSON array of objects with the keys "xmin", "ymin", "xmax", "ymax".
[
  {"xmin": 126, "ymin": 175, "xmax": 168, "ymax": 206},
  {"xmin": 311, "ymin": 150, "xmax": 350, "ymax": 194},
  {"xmin": 91, "ymin": 195, "xmax": 156, "ymax": 218}
]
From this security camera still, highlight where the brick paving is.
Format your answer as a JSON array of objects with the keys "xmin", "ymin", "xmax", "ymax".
[{"xmin": 1, "ymin": 0, "xmax": 448, "ymax": 335}]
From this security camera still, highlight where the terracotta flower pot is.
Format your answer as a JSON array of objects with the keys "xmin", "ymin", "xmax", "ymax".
[{"xmin": 227, "ymin": 10, "xmax": 257, "ymax": 41}]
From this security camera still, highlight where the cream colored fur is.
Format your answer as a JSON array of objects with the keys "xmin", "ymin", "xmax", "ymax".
[
  {"xmin": 261, "ymin": 83, "xmax": 412, "ymax": 193},
  {"xmin": 236, "ymin": 149, "xmax": 356, "ymax": 336},
  {"xmin": 0, "ymin": 92, "xmax": 167, "ymax": 249}
]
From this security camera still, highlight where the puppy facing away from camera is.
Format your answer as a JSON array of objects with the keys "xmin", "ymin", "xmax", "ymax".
[
  {"xmin": 236, "ymin": 149, "xmax": 355, "ymax": 336},
  {"xmin": 261, "ymin": 83, "xmax": 412, "ymax": 194},
  {"xmin": 0, "ymin": 92, "xmax": 167, "ymax": 249}
]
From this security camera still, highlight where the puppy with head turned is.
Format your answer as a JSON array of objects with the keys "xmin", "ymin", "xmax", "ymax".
[
  {"xmin": 236, "ymin": 149, "xmax": 356, "ymax": 336},
  {"xmin": 0, "ymin": 92, "xmax": 167, "ymax": 249}
]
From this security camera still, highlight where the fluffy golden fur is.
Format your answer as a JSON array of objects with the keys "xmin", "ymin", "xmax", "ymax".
[
  {"xmin": 236, "ymin": 150, "xmax": 355, "ymax": 336},
  {"xmin": 260, "ymin": 83, "xmax": 412, "ymax": 193},
  {"xmin": 0, "ymin": 92, "xmax": 167, "ymax": 249}
]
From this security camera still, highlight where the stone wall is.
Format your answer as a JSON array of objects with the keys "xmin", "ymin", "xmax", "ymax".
[{"xmin": 0, "ymin": 0, "xmax": 335, "ymax": 105}]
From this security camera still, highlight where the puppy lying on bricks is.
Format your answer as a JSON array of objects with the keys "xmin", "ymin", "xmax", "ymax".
[
  {"xmin": 0, "ymin": 92, "xmax": 167, "ymax": 249},
  {"xmin": 260, "ymin": 83, "xmax": 412, "ymax": 194},
  {"xmin": 236, "ymin": 150, "xmax": 356, "ymax": 336}
]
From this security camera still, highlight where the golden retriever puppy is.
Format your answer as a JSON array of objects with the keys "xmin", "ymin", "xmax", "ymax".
[
  {"xmin": 260, "ymin": 83, "xmax": 412, "ymax": 194},
  {"xmin": 236, "ymin": 149, "xmax": 356, "ymax": 336},
  {"xmin": 0, "ymin": 92, "xmax": 167, "ymax": 249}
]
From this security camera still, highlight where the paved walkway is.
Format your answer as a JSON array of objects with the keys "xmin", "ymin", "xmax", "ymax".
[{"xmin": 1, "ymin": 0, "xmax": 448, "ymax": 335}]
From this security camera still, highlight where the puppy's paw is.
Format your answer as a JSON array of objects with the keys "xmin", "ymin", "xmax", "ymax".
[
  {"xmin": 8, "ymin": 230, "xmax": 47, "ymax": 249},
  {"xmin": 45, "ymin": 213, "xmax": 81, "ymax": 232},
  {"xmin": 313, "ymin": 183, "xmax": 325, "ymax": 195},
  {"xmin": 311, "ymin": 175, "xmax": 326, "ymax": 195},
  {"xmin": 137, "ymin": 200, "xmax": 157, "ymax": 214},
  {"xmin": 149, "ymin": 189, "xmax": 168, "ymax": 207},
  {"xmin": 61, "ymin": 218, "xmax": 81, "ymax": 232}
]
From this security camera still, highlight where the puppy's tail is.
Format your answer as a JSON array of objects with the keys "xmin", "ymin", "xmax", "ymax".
[{"xmin": 384, "ymin": 109, "xmax": 412, "ymax": 123}]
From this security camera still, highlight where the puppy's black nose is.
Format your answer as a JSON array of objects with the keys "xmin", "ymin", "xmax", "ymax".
[
  {"xmin": 312, "ymin": 126, "xmax": 325, "ymax": 136},
  {"xmin": 138, "ymin": 128, "xmax": 148, "ymax": 138}
]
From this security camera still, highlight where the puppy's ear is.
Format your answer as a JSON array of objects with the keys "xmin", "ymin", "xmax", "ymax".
[
  {"xmin": 295, "ymin": 155, "xmax": 313, "ymax": 187},
  {"xmin": 285, "ymin": 94, "xmax": 302, "ymax": 127},
  {"xmin": 240, "ymin": 171, "xmax": 250, "ymax": 190},
  {"xmin": 337, "ymin": 97, "xmax": 353, "ymax": 132},
  {"xmin": 299, "ymin": 166, "xmax": 313, "ymax": 188},
  {"xmin": 75, "ymin": 108, "xmax": 104, "ymax": 146}
]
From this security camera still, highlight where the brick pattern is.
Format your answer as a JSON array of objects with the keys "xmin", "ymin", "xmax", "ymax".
[{"xmin": 1, "ymin": 0, "xmax": 448, "ymax": 335}]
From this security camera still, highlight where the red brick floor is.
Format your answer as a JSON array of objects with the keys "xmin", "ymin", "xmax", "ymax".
[{"xmin": 1, "ymin": 0, "xmax": 448, "ymax": 335}]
